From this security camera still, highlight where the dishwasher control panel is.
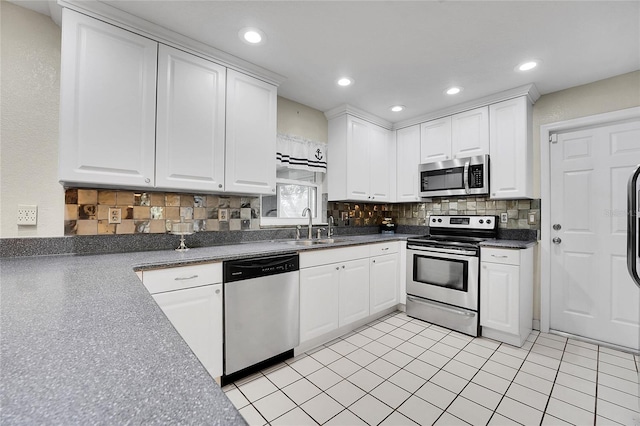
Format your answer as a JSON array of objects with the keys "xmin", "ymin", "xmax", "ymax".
[{"xmin": 223, "ymin": 253, "xmax": 299, "ymax": 283}]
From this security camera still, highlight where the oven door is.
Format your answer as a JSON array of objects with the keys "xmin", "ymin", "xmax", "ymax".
[{"xmin": 406, "ymin": 246, "xmax": 479, "ymax": 311}]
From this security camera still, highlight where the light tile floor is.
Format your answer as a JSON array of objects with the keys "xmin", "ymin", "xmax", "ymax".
[{"xmin": 223, "ymin": 311, "xmax": 640, "ymax": 426}]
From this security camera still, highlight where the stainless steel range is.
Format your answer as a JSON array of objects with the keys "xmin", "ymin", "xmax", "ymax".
[{"xmin": 406, "ymin": 215, "xmax": 498, "ymax": 336}]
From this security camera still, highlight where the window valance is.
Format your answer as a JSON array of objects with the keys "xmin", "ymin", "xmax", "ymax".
[{"xmin": 276, "ymin": 133, "xmax": 327, "ymax": 173}]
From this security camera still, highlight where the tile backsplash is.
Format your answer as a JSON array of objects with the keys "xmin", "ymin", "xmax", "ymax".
[
  {"xmin": 64, "ymin": 188, "xmax": 260, "ymax": 235},
  {"xmin": 328, "ymin": 197, "xmax": 541, "ymax": 230}
]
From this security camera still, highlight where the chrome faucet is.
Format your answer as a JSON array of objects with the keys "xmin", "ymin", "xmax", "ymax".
[
  {"xmin": 328, "ymin": 215, "xmax": 335, "ymax": 238},
  {"xmin": 302, "ymin": 207, "xmax": 313, "ymax": 239}
]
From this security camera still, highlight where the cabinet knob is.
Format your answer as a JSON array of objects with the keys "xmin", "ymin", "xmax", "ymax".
[
  {"xmin": 215, "ymin": 289, "xmax": 221, "ymax": 294},
  {"xmin": 336, "ymin": 267, "xmax": 340, "ymax": 270},
  {"xmin": 372, "ymin": 259, "xmax": 376, "ymax": 263},
  {"xmin": 553, "ymin": 237, "xmax": 562, "ymax": 245},
  {"xmin": 342, "ymin": 265, "xmax": 345, "ymax": 269},
  {"xmin": 218, "ymin": 184, "xmax": 223, "ymax": 189},
  {"xmin": 144, "ymin": 178, "xmax": 151, "ymax": 184}
]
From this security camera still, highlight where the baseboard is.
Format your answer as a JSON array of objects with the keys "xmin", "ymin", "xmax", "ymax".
[{"xmin": 532, "ymin": 319, "xmax": 540, "ymax": 331}]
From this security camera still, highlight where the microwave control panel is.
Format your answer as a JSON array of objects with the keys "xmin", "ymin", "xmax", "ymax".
[{"xmin": 469, "ymin": 164, "xmax": 484, "ymax": 188}]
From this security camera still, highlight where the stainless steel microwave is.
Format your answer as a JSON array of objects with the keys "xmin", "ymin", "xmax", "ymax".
[{"xmin": 419, "ymin": 155, "xmax": 489, "ymax": 198}]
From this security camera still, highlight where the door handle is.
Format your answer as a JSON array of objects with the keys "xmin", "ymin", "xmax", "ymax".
[
  {"xmin": 627, "ymin": 164, "xmax": 640, "ymax": 288},
  {"xmin": 552, "ymin": 237, "xmax": 562, "ymax": 244},
  {"xmin": 553, "ymin": 224, "xmax": 562, "ymax": 231},
  {"xmin": 463, "ymin": 161, "xmax": 470, "ymax": 194}
]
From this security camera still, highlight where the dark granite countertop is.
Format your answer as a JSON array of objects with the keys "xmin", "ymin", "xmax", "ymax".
[
  {"xmin": 479, "ymin": 239, "xmax": 538, "ymax": 249},
  {"xmin": 0, "ymin": 233, "xmax": 412, "ymax": 425}
]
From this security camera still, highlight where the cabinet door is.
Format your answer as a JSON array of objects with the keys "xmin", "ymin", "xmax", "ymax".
[
  {"xmin": 480, "ymin": 262, "xmax": 519, "ymax": 335},
  {"xmin": 300, "ymin": 265, "xmax": 340, "ymax": 342},
  {"xmin": 396, "ymin": 125, "xmax": 421, "ymax": 202},
  {"xmin": 451, "ymin": 106, "xmax": 489, "ymax": 159},
  {"xmin": 156, "ymin": 45, "xmax": 226, "ymax": 191},
  {"xmin": 346, "ymin": 116, "xmax": 372, "ymax": 200},
  {"xmin": 489, "ymin": 97, "xmax": 533, "ymax": 199},
  {"xmin": 225, "ymin": 69, "xmax": 277, "ymax": 194},
  {"xmin": 59, "ymin": 9, "xmax": 157, "ymax": 187},
  {"xmin": 369, "ymin": 124, "xmax": 394, "ymax": 202},
  {"xmin": 339, "ymin": 259, "xmax": 370, "ymax": 327},
  {"xmin": 420, "ymin": 117, "xmax": 452, "ymax": 163},
  {"xmin": 152, "ymin": 283, "xmax": 223, "ymax": 378},
  {"xmin": 370, "ymin": 254, "xmax": 399, "ymax": 314}
]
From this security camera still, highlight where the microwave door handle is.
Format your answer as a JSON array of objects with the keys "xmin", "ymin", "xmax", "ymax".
[{"xmin": 463, "ymin": 161, "xmax": 470, "ymax": 194}]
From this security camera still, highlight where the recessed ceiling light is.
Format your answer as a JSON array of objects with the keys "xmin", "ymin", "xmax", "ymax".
[
  {"xmin": 239, "ymin": 28, "xmax": 266, "ymax": 45},
  {"xmin": 390, "ymin": 105, "xmax": 405, "ymax": 112},
  {"xmin": 516, "ymin": 60, "xmax": 539, "ymax": 71},
  {"xmin": 445, "ymin": 86, "xmax": 463, "ymax": 95},
  {"xmin": 337, "ymin": 77, "xmax": 353, "ymax": 87}
]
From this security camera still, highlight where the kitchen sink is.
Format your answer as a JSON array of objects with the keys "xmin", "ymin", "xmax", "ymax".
[{"xmin": 286, "ymin": 238, "xmax": 345, "ymax": 246}]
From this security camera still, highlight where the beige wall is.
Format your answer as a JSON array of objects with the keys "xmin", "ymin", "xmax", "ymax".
[
  {"xmin": 277, "ymin": 96, "xmax": 328, "ymax": 142},
  {"xmin": 1, "ymin": 1, "xmax": 64, "ymax": 237}
]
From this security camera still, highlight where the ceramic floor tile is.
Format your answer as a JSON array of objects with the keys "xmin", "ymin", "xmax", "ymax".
[
  {"xmin": 564, "ymin": 343, "xmax": 598, "ymax": 359},
  {"xmin": 550, "ymin": 383, "xmax": 595, "ymax": 412},
  {"xmin": 238, "ymin": 375, "xmax": 279, "ymax": 402},
  {"xmin": 526, "ymin": 351, "xmax": 561, "ymax": 370},
  {"xmin": 554, "ymin": 371, "xmax": 596, "ymax": 397},
  {"xmin": 381, "ymin": 349, "xmax": 413, "ymax": 368},
  {"xmin": 559, "ymin": 360, "xmax": 597, "ymax": 382},
  {"xmin": 389, "ymin": 327, "xmax": 416, "ymax": 341},
  {"xmin": 599, "ymin": 346, "xmax": 636, "ymax": 360},
  {"xmin": 597, "ymin": 383, "xmax": 640, "ymax": 411},
  {"xmin": 288, "ymin": 355, "xmax": 324, "ymax": 376},
  {"xmin": 519, "ymin": 360, "xmax": 558, "ymax": 382},
  {"xmin": 598, "ymin": 360, "xmax": 639, "ymax": 382},
  {"xmin": 379, "ymin": 411, "xmax": 419, "ymax": 426},
  {"xmin": 384, "ymin": 316, "xmax": 408, "ymax": 327},
  {"xmin": 595, "ymin": 399, "xmax": 640, "ymax": 426},
  {"xmin": 460, "ymin": 382, "xmax": 503, "ymax": 411},
  {"xmin": 398, "ymin": 395, "xmax": 443, "ymax": 425},
  {"xmin": 434, "ymin": 412, "xmax": 470, "ymax": 426},
  {"xmin": 429, "ymin": 370, "xmax": 469, "ymax": 394},
  {"xmin": 388, "ymin": 369, "xmax": 426, "ymax": 393},
  {"xmin": 431, "ymin": 341, "xmax": 461, "ymax": 358},
  {"xmin": 545, "ymin": 397, "xmax": 593, "ymax": 425},
  {"xmin": 400, "ymin": 321, "xmax": 426, "ymax": 334},
  {"xmin": 328, "ymin": 356, "xmax": 361, "ymax": 378},
  {"xmin": 377, "ymin": 333, "xmax": 405, "ymax": 349},
  {"xmin": 453, "ymin": 348, "xmax": 487, "ymax": 369},
  {"xmin": 562, "ymin": 351, "xmax": 598, "ymax": 370},
  {"xmin": 496, "ymin": 343, "xmax": 529, "ymax": 360},
  {"xmin": 281, "ymin": 378, "xmax": 322, "ymax": 406},
  {"xmin": 362, "ymin": 340, "xmax": 393, "ymax": 357},
  {"xmin": 597, "ymin": 372, "xmax": 639, "ymax": 396},
  {"xmin": 346, "ymin": 347, "xmax": 378, "ymax": 367},
  {"xmin": 270, "ymin": 407, "xmax": 317, "ymax": 426},
  {"xmin": 595, "ymin": 414, "xmax": 626, "ymax": 426},
  {"xmin": 347, "ymin": 368, "xmax": 386, "ymax": 392},
  {"xmin": 473, "ymin": 337, "xmax": 501, "ymax": 350},
  {"xmin": 566, "ymin": 338, "xmax": 598, "ymax": 351},
  {"xmin": 418, "ymin": 349, "xmax": 451, "ymax": 368},
  {"xmin": 488, "ymin": 413, "xmax": 521, "ymax": 425},
  {"xmin": 447, "ymin": 396, "xmax": 493, "ymax": 426},
  {"xmin": 300, "ymin": 392, "xmax": 343, "ymax": 424},
  {"xmin": 224, "ymin": 387, "xmax": 250, "ymax": 409},
  {"xmin": 252, "ymin": 390, "xmax": 296, "ymax": 422},
  {"xmin": 599, "ymin": 352, "xmax": 638, "ymax": 370},
  {"xmin": 324, "ymin": 409, "xmax": 368, "ymax": 426},
  {"xmin": 345, "ymin": 332, "xmax": 373, "ymax": 348},
  {"xmin": 463, "ymin": 342, "xmax": 495, "ymax": 359},
  {"xmin": 472, "ymin": 370, "xmax": 511, "ymax": 395},
  {"xmin": 440, "ymin": 334, "xmax": 469, "ymax": 349},
  {"xmin": 403, "ymin": 358, "xmax": 439, "ymax": 380},
  {"xmin": 496, "ymin": 397, "xmax": 544, "ymax": 426},
  {"xmin": 490, "ymin": 350, "xmax": 525, "ymax": 369},
  {"xmin": 325, "ymin": 379, "xmax": 366, "ymax": 407},
  {"xmin": 239, "ymin": 404, "xmax": 267, "ymax": 426},
  {"xmin": 531, "ymin": 343, "xmax": 564, "ymax": 360},
  {"xmin": 395, "ymin": 341, "xmax": 427, "ymax": 358},
  {"xmin": 407, "ymin": 334, "xmax": 438, "ymax": 350},
  {"xmin": 328, "ymin": 339, "xmax": 359, "ymax": 356},
  {"xmin": 349, "ymin": 394, "xmax": 394, "ymax": 426},
  {"xmin": 265, "ymin": 365, "xmax": 303, "ymax": 388},
  {"xmin": 536, "ymin": 336, "xmax": 567, "ymax": 351},
  {"xmin": 309, "ymin": 347, "xmax": 342, "ymax": 365},
  {"xmin": 506, "ymin": 382, "xmax": 549, "ymax": 411},
  {"xmin": 414, "ymin": 383, "xmax": 456, "ymax": 412},
  {"xmin": 541, "ymin": 413, "xmax": 573, "ymax": 426},
  {"xmin": 370, "ymin": 380, "xmax": 412, "ymax": 409},
  {"xmin": 443, "ymin": 359, "xmax": 479, "ymax": 381},
  {"xmin": 359, "ymin": 327, "xmax": 385, "ymax": 340},
  {"xmin": 306, "ymin": 366, "xmax": 343, "ymax": 390},
  {"xmin": 366, "ymin": 357, "xmax": 401, "ymax": 379},
  {"xmin": 481, "ymin": 359, "xmax": 518, "ymax": 381},
  {"xmin": 513, "ymin": 370, "xmax": 554, "ymax": 395},
  {"xmin": 419, "ymin": 327, "xmax": 449, "ymax": 341},
  {"xmin": 372, "ymin": 322, "xmax": 396, "ymax": 333}
]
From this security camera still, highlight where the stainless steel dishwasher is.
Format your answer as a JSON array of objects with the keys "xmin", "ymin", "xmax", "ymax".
[{"xmin": 222, "ymin": 253, "xmax": 299, "ymax": 383}]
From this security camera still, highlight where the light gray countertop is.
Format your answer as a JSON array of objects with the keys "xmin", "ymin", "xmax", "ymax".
[
  {"xmin": 479, "ymin": 239, "xmax": 538, "ymax": 249},
  {"xmin": 0, "ymin": 233, "xmax": 412, "ymax": 425}
]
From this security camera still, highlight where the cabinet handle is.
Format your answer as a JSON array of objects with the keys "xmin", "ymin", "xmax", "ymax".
[
  {"xmin": 382, "ymin": 247, "xmax": 389, "ymax": 251},
  {"xmin": 491, "ymin": 255, "xmax": 508, "ymax": 258},
  {"xmin": 175, "ymin": 275, "xmax": 199, "ymax": 281}
]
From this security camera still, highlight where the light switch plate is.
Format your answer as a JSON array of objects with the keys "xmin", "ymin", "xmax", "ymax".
[
  {"xmin": 500, "ymin": 212, "xmax": 508, "ymax": 223},
  {"xmin": 17, "ymin": 205, "xmax": 37, "ymax": 225}
]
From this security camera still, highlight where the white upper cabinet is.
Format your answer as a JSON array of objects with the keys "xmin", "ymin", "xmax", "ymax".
[
  {"xmin": 225, "ymin": 69, "xmax": 277, "ymax": 195},
  {"xmin": 59, "ymin": 9, "xmax": 158, "ymax": 187},
  {"xmin": 156, "ymin": 45, "xmax": 226, "ymax": 191},
  {"xmin": 328, "ymin": 114, "xmax": 395, "ymax": 202},
  {"xmin": 420, "ymin": 107, "xmax": 489, "ymax": 164},
  {"xmin": 396, "ymin": 125, "xmax": 421, "ymax": 202},
  {"xmin": 451, "ymin": 106, "xmax": 489, "ymax": 158},
  {"xmin": 489, "ymin": 96, "xmax": 533, "ymax": 199},
  {"xmin": 420, "ymin": 117, "xmax": 451, "ymax": 163}
]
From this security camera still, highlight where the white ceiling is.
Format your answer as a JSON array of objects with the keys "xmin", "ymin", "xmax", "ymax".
[{"xmin": 15, "ymin": 0, "xmax": 640, "ymax": 123}]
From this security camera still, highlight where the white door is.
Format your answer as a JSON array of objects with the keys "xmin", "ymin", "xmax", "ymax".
[
  {"xmin": 420, "ymin": 116, "xmax": 451, "ymax": 163},
  {"xmin": 156, "ymin": 45, "xmax": 226, "ymax": 191},
  {"xmin": 480, "ymin": 262, "xmax": 519, "ymax": 335},
  {"xmin": 338, "ymin": 259, "xmax": 370, "ymax": 327},
  {"xmin": 396, "ymin": 125, "xmax": 421, "ymax": 203},
  {"xmin": 59, "ymin": 9, "xmax": 157, "ymax": 187},
  {"xmin": 451, "ymin": 106, "xmax": 489, "ymax": 159},
  {"xmin": 370, "ymin": 254, "xmax": 399, "ymax": 314},
  {"xmin": 225, "ymin": 69, "xmax": 277, "ymax": 195},
  {"xmin": 550, "ymin": 120, "xmax": 640, "ymax": 350},
  {"xmin": 300, "ymin": 265, "xmax": 340, "ymax": 342}
]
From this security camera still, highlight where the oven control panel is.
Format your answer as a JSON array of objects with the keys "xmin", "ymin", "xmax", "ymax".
[{"xmin": 429, "ymin": 215, "xmax": 497, "ymax": 230}]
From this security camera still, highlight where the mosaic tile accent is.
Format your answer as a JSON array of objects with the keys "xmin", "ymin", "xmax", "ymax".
[
  {"xmin": 64, "ymin": 188, "xmax": 261, "ymax": 236},
  {"xmin": 328, "ymin": 197, "xmax": 541, "ymax": 230}
]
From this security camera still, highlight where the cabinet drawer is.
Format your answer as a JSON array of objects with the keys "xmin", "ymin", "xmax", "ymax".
[
  {"xmin": 300, "ymin": 245, "xmax": 369, "ymax": 269},
  {"xmin": 142, "ymin": 262, "xmax": 222, "ymax": 294},
  {"xmin": 481, "ymin": 247, "xmax": 520, "ymax": 266},
  {"xmin": 369, "ymin": 242, "xmax": 399, "ymax": 256}
]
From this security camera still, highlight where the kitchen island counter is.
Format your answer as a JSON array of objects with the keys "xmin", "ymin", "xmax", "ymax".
[{"xmin": 0, "ymin": 233, "xmax": 413, "ymax": 425}]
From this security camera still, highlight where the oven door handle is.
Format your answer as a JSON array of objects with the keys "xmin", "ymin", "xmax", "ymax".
[
  {"xmin": 407, "ymin": 244, "xmax": 477, "ymax": 256},
  {"xmin": 407, "ymin": 296, "xmax": 475, "ymax": 317},
  {"xmin": 463, "ymin": 161, "xmax": 470, "ymax": 194}
]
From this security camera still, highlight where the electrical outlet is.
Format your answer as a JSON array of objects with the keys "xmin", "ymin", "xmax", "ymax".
[
  {"xmin": 500, "ymin": 212, "xmax": 508, "ymax": 223},
  {"xmin": 17, "ymin": 205, "xmax": 37, "ymax": 225},
  {"xmin": 108, "ymin": 207, "xmax": 122, "ymax": 224},
  {"xmin": 528, "ymin": 210, "xmax": 537, "ymax": 225}
]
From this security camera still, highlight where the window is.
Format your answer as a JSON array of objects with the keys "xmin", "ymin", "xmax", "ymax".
[{"xmin": 260, "ymin": 168, "xmax": 324, "ymax": 226}]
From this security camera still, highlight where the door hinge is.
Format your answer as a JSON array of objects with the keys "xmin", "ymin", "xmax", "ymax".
[{"xmin": 549, "ymin": 133, "xmax": 558, "ymax": 144}]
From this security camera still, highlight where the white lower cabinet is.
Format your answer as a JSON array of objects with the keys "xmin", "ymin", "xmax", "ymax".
[
  {"xmin": 299, "ymin": 264, "xmax": 340, "ymax": 342},
  {"xmin": 370, "ymin": 253, "xmax": 399, "ymax": 314},
  {"xmin": 339, "ymin": 259, "xmax": 370, "ymax": 327},
  {"xmin": 480, "ymin": 246, "xmax": 533, "ymax": 347},
  {"xmin": 142, "ymin": 263, "xmax": 223, "ymax": 379}
]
